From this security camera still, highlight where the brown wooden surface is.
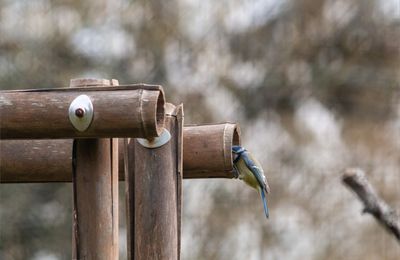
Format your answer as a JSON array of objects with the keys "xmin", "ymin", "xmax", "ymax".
[
  {"xmin": 183, "ymin": 123, "xmax": 240, "ymax": 178},
  {"xmin": 0, "ymin": 123, "xmax": 240, "ymax": 182},
  {"xmin": 72, "ymin": 138, "xmax": 119, "ymax": 259},
  {"xmin": 125, "ymin": 103, "xmax": 183, "ymax": 260},
  {"xmin": 71, "ymin": 78, "xmax": 119, "ymax": 259},
  {"xmin": 0, "ymin": 87, "xmax": 164, "ymax": 139},
  {"xmin": 124, "ymin": 138, "xmax": 135, "ymax": 260},
  {"xmin": 0, "ymin": 139, "xmax": 73, "ymax": 182}
]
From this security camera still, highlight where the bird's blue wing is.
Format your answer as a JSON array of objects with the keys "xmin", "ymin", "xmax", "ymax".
[
  {"xmin": 242, "ymin": 152, "xmax": 270, "ymax": 218},
  {"xmin": 260, "ymin": 187, "xmax": 269, "ymax": 218},
  {"xmin": 242, "ymin": 152, "xmax": 267, "ymax": 192}
]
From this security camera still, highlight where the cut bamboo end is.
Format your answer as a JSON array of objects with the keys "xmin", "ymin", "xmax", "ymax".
[
  {"xmin": 183, "ymin": 123, "xmax": 241, "ymax": 178},
  {"xmin": 70, "ymin": 78, "xmax": 165, "ymax": 137},
  {"xmin": 223, "ymin": 123, "xmax": 241, "ymax": 172},
  {"xmin": 142, "ymin": 89, "xmax": 165, "ymax": 137}
]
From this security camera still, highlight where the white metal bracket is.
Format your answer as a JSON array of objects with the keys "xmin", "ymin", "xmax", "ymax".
[
  {"xmin": 137, "ymin": 128, "xmax": 171, "ymax": 148},
  {"xmin": 68, "ymin": 94, "xmax": 94, "ymax": 132}
]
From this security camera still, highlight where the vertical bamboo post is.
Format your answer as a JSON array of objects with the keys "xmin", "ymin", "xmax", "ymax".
[
  {"xmin": 71, "ymin": 79, "xmax": 119, "ymax": 259},
  {"xmin": 125, "ymin": 103, "xmax": 183, "ymax": 260}
]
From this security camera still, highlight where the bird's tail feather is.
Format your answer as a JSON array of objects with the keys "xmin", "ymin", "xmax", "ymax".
[{"xmin": 260, "ymin": 188, "xmax": 269, "ymax": 219}]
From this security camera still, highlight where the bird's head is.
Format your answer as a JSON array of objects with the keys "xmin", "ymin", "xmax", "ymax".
[{"xmin": 232, "ymin": 145, "xmax": 246, "ymax": 163}]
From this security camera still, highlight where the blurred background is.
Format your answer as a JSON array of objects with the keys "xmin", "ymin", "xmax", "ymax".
[{"xmin": 0, "ymin": 0, "xmax": 399, "ymax": 259}]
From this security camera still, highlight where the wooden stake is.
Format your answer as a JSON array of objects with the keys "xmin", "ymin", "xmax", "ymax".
[
  {"xmin": 71, "ymin": 79, "xmax": 119, "ymax": 259},
  {"xmin": 125, "ymin": 103, "xmax": 183, "ymax": 260}
]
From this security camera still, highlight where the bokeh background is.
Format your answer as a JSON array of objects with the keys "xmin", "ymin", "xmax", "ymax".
[{"xmin": 1, "ymin": 0, "xmax": 399, "ymax": 259}]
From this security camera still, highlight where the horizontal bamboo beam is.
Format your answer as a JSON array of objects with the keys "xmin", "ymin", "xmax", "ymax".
[
  {"xmin": 0, "ymin": 85, "xmax": 165, "ymax": 139},
  {"xmin": 183, "ymin": 123, "xmax": 241, "ymax": 178},
  {"xmin": 0, "ymin": 123, "xmax": 240, "ymax": 182}
]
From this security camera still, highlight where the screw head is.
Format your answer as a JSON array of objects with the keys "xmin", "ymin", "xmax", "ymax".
[
  {"xmin": 69, "ymin": 95, "xmax": 93, "ymax": 132},
  {"xmin": 75, "ymin": 108, "xmax": 85, "ymax": 118}
]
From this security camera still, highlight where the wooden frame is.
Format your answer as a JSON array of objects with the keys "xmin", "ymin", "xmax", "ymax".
[{"xmin": 0, "ymin": 78, "xmax": 242, "ymax": 260}]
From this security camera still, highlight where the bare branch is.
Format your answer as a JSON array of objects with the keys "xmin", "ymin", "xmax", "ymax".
[{"xmin": 342, "ymin": 168, "xmax": 400, "ymax": 242}]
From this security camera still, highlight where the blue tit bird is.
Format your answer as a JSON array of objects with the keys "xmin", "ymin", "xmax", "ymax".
[{"xmin": 232, "ymin": 145, "xmax": 270, "ymax": 218}]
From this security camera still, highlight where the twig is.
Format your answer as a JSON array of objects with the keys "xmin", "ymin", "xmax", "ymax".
[{"xmin": 342, "ymin": 168, "xmax": 400, "ymax": 242}]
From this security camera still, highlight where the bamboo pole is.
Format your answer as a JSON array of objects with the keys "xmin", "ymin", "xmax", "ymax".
[
  {"xmin": 70, "ymin": 79, "xmax": 119, "ymax": 259},
  {"xmin": 183, "ymin": 123, "xmax": 240, "ymax": 178},
  {"xmin": 72, "ymin": 139, "xmax": 119, "ymax": 259},
  {"xmin": 0, "ymin": 139, "xmax": 73, "ymax": 182},
  {"xmin": 0, "ymin": 85, "xmax": 165, "ymax": 139},
  {"xmin": 125, "ymin": 103, "xmax": 183, "ymax": 260},
  {"xmin": 0, "ymin": 123, "xmax": 240, "ymax": 182}
]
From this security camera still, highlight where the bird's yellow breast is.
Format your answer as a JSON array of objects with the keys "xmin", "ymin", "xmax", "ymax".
[{"xmin": 235, "ymin": 157, "xmax": 259, "ymax": 190}]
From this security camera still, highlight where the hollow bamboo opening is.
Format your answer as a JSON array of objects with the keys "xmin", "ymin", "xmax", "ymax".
[{"xmin": 155, "ymin": 90, "xmax": 165, "ymax": 136}]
